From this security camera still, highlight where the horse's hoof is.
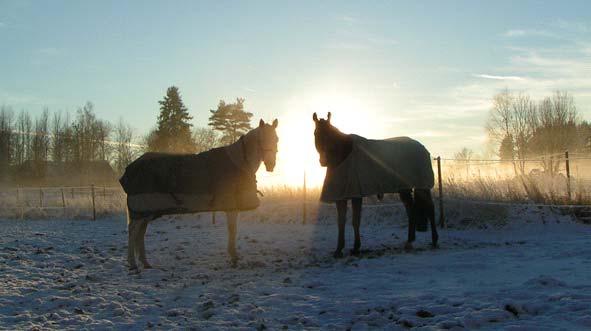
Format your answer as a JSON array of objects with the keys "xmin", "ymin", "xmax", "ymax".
[
  {"xmin": 142, "ymin": 263, "xmax": 153, "ymax": 269},
  {"xmin": 333, "ymin": 251, "xmax": 344, "ymax": 259},
  {"xmin": 128, "ymin": 265, "xmax": 139, "ymax": 274},
  {"xmin": 350, "ymin": 249, "xmax": 360, "ymax": 256},
  {"xmin": 404, "ymin": 242, "xmax": 414, "ymax": 251},
  {"xmin": 431, "ymin": 243, "xmax": 439, "ymax": 249}
]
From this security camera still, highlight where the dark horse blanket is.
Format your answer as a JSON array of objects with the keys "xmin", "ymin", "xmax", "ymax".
[
  {"xmin": 320, "ymin": 135, "xmax": 434, "ymax": 202},
  {"xmin": 120, "ymin": 147, "xmax": 259, "ymax": 216}
]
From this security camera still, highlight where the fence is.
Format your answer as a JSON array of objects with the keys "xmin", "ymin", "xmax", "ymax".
[
  {"xmin": 435, "ymin": 152, "xmax": 591, "ymax": 203},
  {"xmin": 2, "ymin": 151, "xmax": 591, "ymax": 223},
  {"xmin": 0, "ymin": 185, "xmax": 126, "ymax": 220}
]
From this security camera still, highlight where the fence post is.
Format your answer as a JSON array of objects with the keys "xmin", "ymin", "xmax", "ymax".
[
  {"xmin": 436, "ymin": 156, "xmax": 445, "ymax": 228},
  {"xmin": 212, "ymin": 212, "xmax": 216, "ymax": 224},
  {"xmin": 303, "ymin": 171, "xmax": 307, "ymax": 225},
  {"xmin": 61, "ymin": 187, "xmax": 66, "ymax": 216},
  {"xmin": 39, "ymin": 187, "xmax": 43, "ymax": 208},
  {"xmin": 91, "ymin": 184, "xmax": 96, "ymax": 221},
  {"xmin": 16, "ymin": 187, "xmax": 22, "ymax": 219},
  {"xmin": 565, "ymin": 150, "xmax": 571, "ymax": 201},
  {"xmin": 71, "ymin": 187, "xmax": 74, "ymax": 199}
]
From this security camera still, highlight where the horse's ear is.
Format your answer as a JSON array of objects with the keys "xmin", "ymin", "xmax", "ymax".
[
  {"xmin": 327, "ymin": 112, "xmax": 331, "ymax": 123},
  {"xmin": 259, "ymin": 119, "xmax": 265, "ymax": 127},
  {"xmin": 313, "ymin": 112, "xmax": 318, "ymax": 122},
  {"xmin": 272, "ymin": 119, "xmax": 278, "ymax": 128}
]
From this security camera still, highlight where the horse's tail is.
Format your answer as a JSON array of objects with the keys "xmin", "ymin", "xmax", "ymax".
[
  {"xmin": 413, "ymin": 189, "xmax": 431, "ymax": 232},
  {"xmin": 126, "ymin": 206, "xmax": 131, "ymax": 225}
]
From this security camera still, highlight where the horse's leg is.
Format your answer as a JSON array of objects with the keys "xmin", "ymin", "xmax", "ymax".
[
  {"xmin": 127, "ymin": 217, "xmax": 139, "ymax": 270},
  {"xmin": 334, "ymin": 200, "xmax": 347, "ymax": 258},
  {"xmin": 417, "ymin": 189, "xmax": 439, "ymax": 248},
  {"xmin": 351, "ymin": 197, "xmax": 362, "ymax": 256},
  {"xmin": 137, "ymin": 219, "xmax": 152, "ymax": 268},
  {"xmin": 399, "ymin": 189, "xmax": 415, "ymax": 250},
  {"xmin": 226, "ymin": 211, "xmax": 238, "ymax": 264}
]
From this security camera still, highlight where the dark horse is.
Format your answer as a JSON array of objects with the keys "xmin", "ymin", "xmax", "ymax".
[{"xmin": 313, "ymin": 112, "xmax": 438, "ymax": 258}]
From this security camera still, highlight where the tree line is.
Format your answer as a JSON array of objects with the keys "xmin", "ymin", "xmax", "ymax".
[
  {"xmin": 485, "ymin": 89, "xmax": 590, "ymax": 175},
  {"xmin": 0, "ymin": 102, "xmax": 135, "ymax": 178},
  {"xmin": 0, "ymin": 86, "xmax": 254, "ymax": 183}
]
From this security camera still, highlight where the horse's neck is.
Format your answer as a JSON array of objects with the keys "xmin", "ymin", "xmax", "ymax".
[
  {"xmin": 226, "ymin": 130, "xmax": 261, "ymax": 173},
  {"xmin": 328, "ymin": 132, "xmax": 353, "ymax": 169}
]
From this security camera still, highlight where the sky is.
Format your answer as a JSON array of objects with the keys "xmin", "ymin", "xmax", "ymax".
[{"xmin": 1, "ymin": 1, "xmax": 591, "ymax": 186}]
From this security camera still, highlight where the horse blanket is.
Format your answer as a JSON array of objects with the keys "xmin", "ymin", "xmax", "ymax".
[
  {"xmin": 320, "ymin": 135, "xmax": 434, "ymax": 202},
  {"xmin": 119, "ymin": 147, "xmax": 259, "ymax": 217}
]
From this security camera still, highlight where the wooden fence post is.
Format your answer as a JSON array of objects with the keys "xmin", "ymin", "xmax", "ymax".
[
  {"xmin": 39, "ymin": 187, "xmax": 43, "ymax": 208},
  {"xmin": 303, "ymin": 171, "xmax": 307, "ymax": 225},
  {"xmin": 436, "ymin": 156, "xmax": 445, "ymax": 228},
  {"xmin": 565, "ymin": 150, "xmax": 571, "ymax": 201},
  {"xmin": 212, "ymin": 212, "xmax": 216, "ymax": 224},
  {"xmin": 91, "ymin": 184, "xmax": 96, "ymax": 221},
  {"xmin": 61, "ymin": 187, "xmax": 66, "ymax": 217},
  {"xmin": 16, "ymin": 187, "xmax": 22, "ymax": 219}
]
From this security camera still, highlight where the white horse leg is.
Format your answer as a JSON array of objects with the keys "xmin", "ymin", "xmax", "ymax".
[
  {"xmin": 127, "ymin": 219, "xmax": 140, "ymax": 270},
  {"xmin": 137, "ymin": 219, "xmax": 152, "ymax": 268},
  {"xmin": 226, "ymin": 211, "xmax": 238, "ymax": 263}
]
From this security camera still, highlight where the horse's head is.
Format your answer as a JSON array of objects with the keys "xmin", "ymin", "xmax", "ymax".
[
  {"xmin": 313, "ymin": 112, "xmax": 352, "ymax": 168},
  {"xmin": 312, "ymin": 112, "xmax": 335, "ymax": 167},
  {"xmin": 258, "ymin": 119, "xmax": 279, "ymax": 172}
]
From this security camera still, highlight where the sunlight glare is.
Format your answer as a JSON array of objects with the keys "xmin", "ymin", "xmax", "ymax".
[{"xmin": 257, "ymin": 92, "xmax": 382, "ymax": 189}]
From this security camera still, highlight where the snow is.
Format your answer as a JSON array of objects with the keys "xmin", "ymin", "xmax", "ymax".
[{"xmin": 1, "ymin": 201, "xmax": 590, "ymax": 330}]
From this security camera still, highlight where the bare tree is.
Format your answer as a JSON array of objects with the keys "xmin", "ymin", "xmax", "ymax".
[
  {"xmin": 14, "ymin": 110, "xmax": 33, "ymax": 166},
  {"xmin": 454, "ymin": 147, "xmax": 474, "ymax": 178},
  {"xmin": 486, "ymin": 90, "xmax": 537, "ymax": 175},
  {"xmin": 71, "ymin": 102, "xmax": 103, "ymax": 162},
  {"xmin": 113, "ymin": 118, "xmax": 135, "ymax": 174},
  {"xmin": 486, "ymin": 89, "xmax": 513, "ymax": 147},
  {"xmin": 51, "ymin": 111, "xmax": 66, "ymax": 162},
  {"xmin": 192, "ymin": 127, "xmax": 220, "ymax": 153},
  {"xmin": 95, "ymin": 120, "xmax": 112, "ymax": 161},
  {"xmin": 529, "ymin": 91, "xmax": 578, "ymax": 174},
  {"xmin": 510, "ymin": 93, "xmax": 537, "ymax": 174},
  {"xmin": 0, "ymin": 106, "xmax": 14, "ymax": 178},
  {"xmin": 31, "ymin": 108, "xmax": 50, "ymax": 163}
]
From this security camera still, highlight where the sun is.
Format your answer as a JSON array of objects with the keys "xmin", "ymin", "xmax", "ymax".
[{"xmin": 257, "ymin": 93, "xmax": 378, "ymax": 189}]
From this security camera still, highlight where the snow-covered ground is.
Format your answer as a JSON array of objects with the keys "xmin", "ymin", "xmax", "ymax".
[{"xmin": 1, "ymin": 201, "xmax": 590, "ymax": 330}]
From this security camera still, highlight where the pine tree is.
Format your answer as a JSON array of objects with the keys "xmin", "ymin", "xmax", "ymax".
[
  {"xmin": 208, "ymin": 98, "xmax": 253, "ymax": 144},
  {"xmin": 149, "ymin": 86, "xmax": 195, "ymax": 152}
]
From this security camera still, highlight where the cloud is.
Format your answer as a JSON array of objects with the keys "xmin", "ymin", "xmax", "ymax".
[
  {"xmin": 0, "ymin": 22, "xmax": 5, "ymax": 28},
  {"xmin": 503, "ymin": 29, "xmax": 556, "ymax": 38},
  {"xmin": 340, "ymin": 15, "xmax": 357, "ymax": 24},
  {"xmin": 367, "ymin": 36, "xmax": 398, "ymax": 46},
  {"xmin": 36, "ymin": 47, "xmax": 62, "ymax": 56},
  {"xmin": 474, "ymin": 74, "xmax": 526, "ymax": 81},
  {"xmin": 553, "ymin": 19, "xmax": 591, "ymax": 33},
  {"xmin": 375, "ymin": 82, "xmax": 399, "ymax": 90},
  {"xmin": 325, "ymin": 41, "xmax": 369, "ymax": 50}
]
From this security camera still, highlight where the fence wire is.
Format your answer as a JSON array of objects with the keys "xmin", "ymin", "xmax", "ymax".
[
  {"xmin": 0, "ymin": 186, "xmax": 126, "ymax": 219},
  {"xmin": 434, "ymin": 154, "xmax": 591, "ymax": 205},
  {"xmin": 2, "ymin": 153, "xmax": 591, "ymax": 221}
]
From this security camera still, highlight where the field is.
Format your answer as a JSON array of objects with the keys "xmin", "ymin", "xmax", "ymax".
[{"xmin": 1, "ymin": 201, "xmax": 591, "ymax": 330}]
